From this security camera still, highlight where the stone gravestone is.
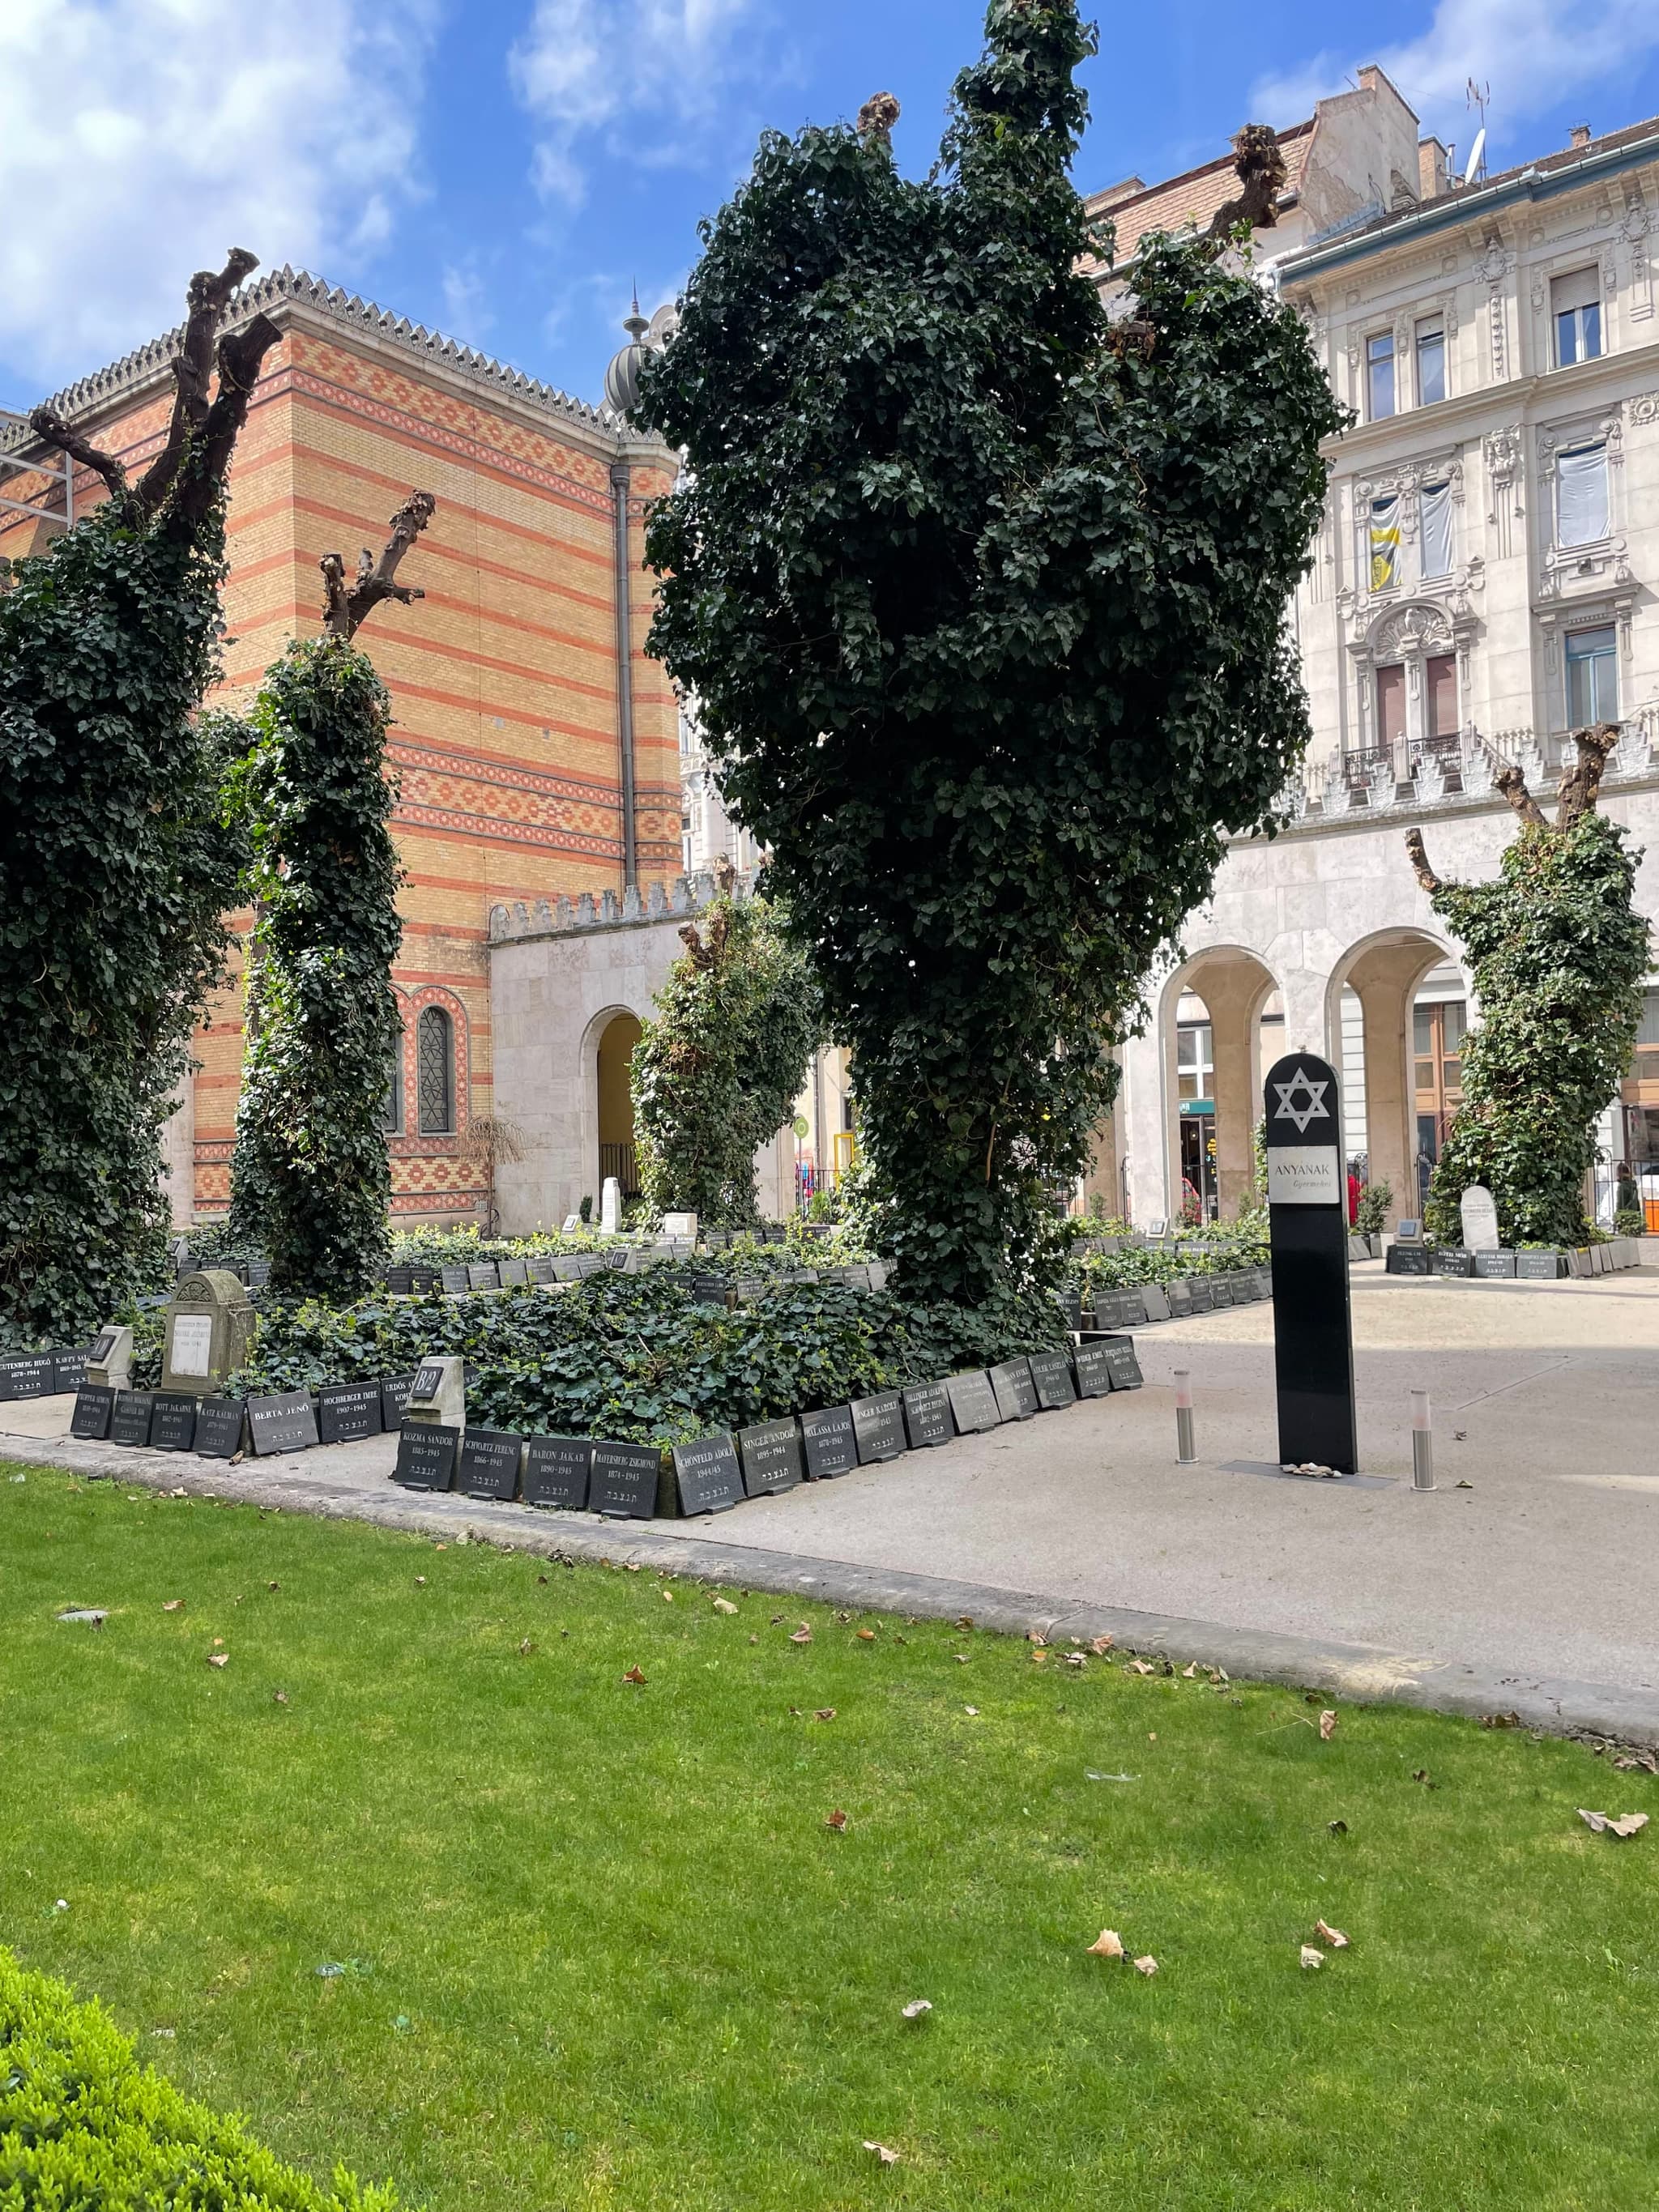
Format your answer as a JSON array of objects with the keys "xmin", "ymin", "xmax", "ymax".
[
  {"xmin": 84, "ymin": 1326, "xmax": 133, "ymax": 1391},
  {"xmin": 1516, "ymin": 1250, "xmax": 1563, "ymax": 1281},
  {"xmin": 456, "ymin": 1429, "xmax": 524, "ymax": 1500},
  {"xmin": 149, "ymin": 1394, "xmax": 198, "ymax": 1451},
  {"xmin": 902, "ymin": 1381, "xmax": 954, "ymax": 1449},
  {"xmin": 380, "ymin": 1375, "xmax": 417, "ymax": 1430},
  {"xmin": 1474, "ymin": 1250, "xmax": 1516, "ymax": 1279},
  {"xmin": 193, "ymin": 1396, "xmax": 247, "ymax": 1459},
  {"xmin": 111, "ymin": 1390, "xmax": 157, "ymax": 1446},
  {"xmin": 800, "ymin": 1404, "xmax": 858, "ymax": 1479},
  {"xmin": 851, "ymin": 1392, "xmax": 906, "ymax": 1464},
  {"xmin": 1098, "ymin": 1337, "xmax": 1144, "ymax": 1391},
  {"xmin": 52, "ymin": 1348, "xmax": 88, "ymax": 1393},
  {"xmin": 394, "ymin": 1423, "xmax": 458, "ymax": 1490},
  {"xmin": 404, "ymin": 1356, "xmax": 466, "ymax": 1432},
  {"xmin": 1459, "ymin": 1185, "xmax": 1501, "ymax": 1252},
  {"xmin": 318, "ymin": 1381, "xmax": 383, "ymax": 1445},
  {"xmin": 523, "ymin": 1437, "xmax": 592, "ymax": 1509},
  {"xmin": 588, "ymin": 1440, "xmax": 662, "ymax": 1518},
  {"xmin": 1072, "ymin": 1343, "xmax": 1116, "ymax": 1399},
  {"xmin": 1388, "ymin": 1243, "xmax": 1431, "ymax": 1276},
  {"xmin": 245, "ymin": 1392, "xmax": 321, "ymax": 1456},
  {"xmin": 988, "ymin": 1358, "xmax": 1039, "ymax": 1422},
  {"xmin": 467, "ymin": 1262, "xmax": 501, "ymax": 1291},
  {"xmin": 71, "ymin": 1385, "xmax": 115, "ymax": 1441},
  {"xmin": 162, "ymin": 1271, "xmax": 254, "ymax": 1399},
  {"xmin": 441, "ymin": 1266, "xmax": 471, "ymax": 1297},
  {"xmin": 1396, "ymin": 1217, "xmax": 1422, "ymax": 1242},
  {"xmin": 599, "ymin": 1177, "xmax": 622, "ymax": 1235},
  {"xmin": 736, "ymin": 1418, "xmax": 804, "ymax": 1498},
  {"xmin": 1026, "ymin": 1349, "xmax": 1077, "ymax": 1411},
  {"xmin": 0, "ymin": 1353, "xmax": 57, "ymax": 1400},
  {"xmin": 672, "ymin": 1434, "xmax": 745, "ymax": 1515},
  {"xmin": 946, "ymin": 1371, "xmax": 1002, "ymax": 1436},
  {"xmin": 1263, "ymin": 1051, "xmax": 1358, "ymax": 1474},
  {"xmin": 497, "ymin": 1258, "xmax": 530, "ymax": 1288}
]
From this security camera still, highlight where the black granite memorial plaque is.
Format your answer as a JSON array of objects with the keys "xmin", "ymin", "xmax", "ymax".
[
  {"xmin": 1387, "ymin": 1243, "xmax": 1431, "ymax": 1276},
  {"xmin": 528, "ymin": 1256, "xmax": 558, "ymax": 1284},
  {"xmin": 408, "ymin": 1266, "xmax": 441, "ymax": 1294},
  {"xmin": 467, "ymin": 1263, "xmax": 501, "ymax": 1291},
  {"xmin": 71, "ymin": 1385, "xmax": 114, "ymax": 1441},
  {"xmin": 245, "ymin": 1391, "xmax": 321, "ymax": 1456},
  {"xmin": 318, "ymin": 1380, "xmax": 384, "ymax": 1445},
  {"xmin": 386, "ymin": 1266, "xmax": 415, "ymax": 1294},
  {"xmin": 1209, "ymin": 1278, "xmax": 1234, "ymax": 1308},
  {"xmin": 1098, "ymin": 1336, "xmax": 1144, "ymax": 1391},
  {"xmin": 111, "ymin": 1391, "xmax": 156, "ymax": 1445},
  {"xmin": 1186, "ymin": 1281, "xmax": 1213, "ymax": 1313},
  {"xmin": 457, "ymin": 1428, "xmax": 523, "ymax": 1499},
  {"xmin": 1516, "ymin": 1250, "xmax": 1563, "ymax": 1281},
  {"xmin": 902, "ymin": 1381, "xmax": 955, "ymax": 1449},
  {"xmin": 692, "ymin": 1275, "xmax": 730, "ymax": 1306},
  {"xmin": 989, "ymin": 1358, "xmax": 1039, "ymax": 1421},
  {"xmin": 1141, "ymin": 1285, "xmax": 1173, "ymax": 1323},
  {"xmin": 1072, "ymin": 1344, "xmax": 1115, "ymax": 1399},
  {"xmin": 150, "ymin": 1392, "xmax": 198, "ymax": 1451},
  {"xmin": 1431, "ymin": 1247, "xmax": 1473, "ymax": 1276},
  {"xmin": 394, "ymin": 1424, "xmax": 458, "ymax": 1490},
  {"xmin": 0, "ymin": 1353, "xmax": 55, "ymax": 1400},
  {"xmin": 440, "ymin": 1266, "xmax": 471, "ymax": 1296},
  {"xmin": 193, "ymin": 1396, "xmax": 246, "ymax": 1458},
  {"xmin": 1055, "ymin": 1284, "xmax": 1084, "ymax": 1332},
  {"xmin": 800, "ymin": 1404, "xmax": 858, "ymax": 1479},
  {"xmin": 380, "ymin": 1374, "xmax": 416, "ymax": 1430},
  {"xmin": 1166, "ymin": 1280, "xmax": 1192, "ymax": 1317},
  {"xmin": 851, "ymin": 1392, "xmax": 906, "ymax": 1464},
  {"xmin": 87, "ymin": 1328, "xmax": 120, "ymax": 1366},
  {"xmin": 947, "ymin": 1370, "xmax": 1002, "ymax": 1435},
  {"xmin": 52, "ymin": 1349, "xmax": 88, "ymax": 1392},
  {"xmin": 589, "ymin": 1441, "xmax": 662, "ymax": 1519},
  {"xmin": 410, "ymin": 1362, "xmax": 448, "ymax": 1407},
  {"xmin": 524, "ymin": 1436, "xmax": 591, "ymax": 1508},
  {"xmin": 733, "ymin": 1275, "xmax": 766, "ymax": 1304},
  {"xmin": 1026, "ymin": 1350, "xmax": 1077, "ymax": 1411},
  {"xmin": 1265, "ymin": 1051, "xmax": 1357, "ymax": 1473},
  {"xmin": 497, "ymin": 1258, "xmax": 529, "ymax": 1288},
  {"xmin": 737, "ymin": 1418, "xmax": 804, "ymax": 1498},
  {"xmin": 1474, "ymin": 1250, "xmax": 1517, "ymax": 1279},
  {"xmin": 672, "ymin": 1434, "xmax": 744, "ymax": 1514},
  {"xmin": 246, "ymin": 1262, "xmax": 271, "ymax": 1290}
]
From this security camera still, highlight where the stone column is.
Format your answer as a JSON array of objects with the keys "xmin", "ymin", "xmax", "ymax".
[
  {"xmin": 1120, "ymin": 1021, "xmax": 1175, "ymax": 1230},
  {"xmin": 1345, "ymin": 940, "xmax": 1439, "ymax": 1208}
]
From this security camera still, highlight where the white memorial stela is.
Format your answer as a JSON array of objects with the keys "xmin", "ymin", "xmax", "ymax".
[{"xmin": 168, "ymin": 1312, "xmax": 214, "ymax": 1378}]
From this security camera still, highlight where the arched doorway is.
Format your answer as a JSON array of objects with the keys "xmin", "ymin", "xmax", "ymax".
[
  {"xmin": 1327, "ymin": 930, "xmax": 1465, "ymax": 1219},
  {"xmin": 596, "ymin": 1012, "xmax": 642, "ymax": 1198},
  {"xmin": 1158, "ymin": 948, "xmax": 1282, "ymax": 1222}
]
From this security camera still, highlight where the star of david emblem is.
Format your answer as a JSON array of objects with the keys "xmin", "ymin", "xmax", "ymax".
[{"xmin": 1273, "ymin": 1066, "xmax": 1331, "ymax": 1135}]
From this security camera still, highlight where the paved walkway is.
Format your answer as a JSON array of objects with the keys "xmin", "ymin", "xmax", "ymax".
[{"xmin": 6, "ymin": 1264, "xmax": 1657, "ymax": 1741}]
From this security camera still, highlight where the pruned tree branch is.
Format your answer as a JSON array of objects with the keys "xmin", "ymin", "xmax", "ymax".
[
  {"xmin": 1204, "ymin": 124, "xmax": 1287, "ymax": 241},
  {"xmin": 321, "ymin": 490, "xmax": 437, "ymax": 641},
  {"xmin": 1493, "ymin": 760, "xmax": 1547, "ymax": 830},
  {"xmin": 1405, "ymin": 826, "xmax": 1443, "ymax": 895},
  {"xmin": 677, "ymin": 922, "xmax": 713, "ymax": 970},
  {"xmin": 132, "ymin": 248, "xmax": 258, "ymax": 522},
  {"xmin": 25, "ymin": 407, "xmax": 126, "ymax": 501},
  {"xmin": 857, "ymin": 91, "xmax": 901, "ymax": 145},
  {"xmin": 1555, "ymin": 719, "xmax": 1620, "ymax": 829}
]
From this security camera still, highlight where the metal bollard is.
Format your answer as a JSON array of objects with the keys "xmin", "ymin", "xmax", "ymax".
[
  {"xmin": 1410, "ymin": 1388, "xmax": 1435, "ymax": 1490},
  {"xmin": 1174, "ymin": 1369, "xmax": 1196, "ymax": 1464}
]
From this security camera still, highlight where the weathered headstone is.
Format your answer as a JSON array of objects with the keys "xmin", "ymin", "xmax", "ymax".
[
  {"xmin": 0, "ymin": 1353, "xmax": 56, "ymax": 1400},
  {"xmin": 1098, "ymin": 1336, "xmax": 1144, "ymax": 1391},
  {"xmin": 1026, "ymin": 1349, "xmax": 1077, "ymax": 1410},
  {"xmin": 946, "ymin": 1371, "xmax": 1002, "ymax": 1435},
  {"xmin": 386, "ymin": 1265, "xmax": 416, "ymax": 1295},
  {"xmin": 672, "ymin": 1434, "xmax": 745, "ymax": 1514},
  {"xmin": 902, "ymin": 1381, "xmax": 954, "ymax": 1449},
  {"xmin": 245, "ymin": 1392, "xmax": 321, "ymax": 1456},
  {"xmin": 1474, "ymin": 1250, "xmax": 1516, "ymax": 1279},
  {"xmin": 1209, "ymin": 1278, "xmax": 1235, "ymax": 1308},
  {"xmin": 523, "ymin": 1436, "xmax": 592, "ymax": 1509},
  {"xmin": 589, "ymin": 1440, "xmax": 662, "ymax": 1518},
  {"xmin": 1459, "ymin": 1185, "xmax": 1500, "ymax": 1252},
  {"xmin": 193, "ymin": 1396, "xmax": 247, "ymax": 1459},
  {"xmin": 1072, "ymin": 1343, "xmax": 1116, "ymax": 1399},
  {"xmin": 111, "ymin": 1390, "xmax": 157, "ymax": 1446},
  {"xmin": 599, "ymin": 1177, "xmax": 622, "ymax": 1235},
  {"xmin": 1431, "ymin": 1247, "xmax": 1473, "ymax": 1276},
  {"xmin": 404, "ymin": 1356, "xmax": 466, "ymax": 1432},
  {"xmin": 1164, "ymin": 1280, "xmax": 1192, "ymax": 1319},
  {"xmin": 1516, "ymin": 1250, "xmax": 1563, "ymax": 1281},
  {"xmin": 467, "ymin": 1262, "xmax": 501, "ymax": 1291},
  {"xmin": 527, "ymin": 1255, "xmax": 558, "ymax": 1285},
  {"xmin": 1264, "ymin": 1051, "xmax": 1358, "ymax": 1474},
  {"xmin": 663, "ymin": 1211, "xmax": 698, "ymax": 1239},
  {"xmin": 440, "ymin": 1265, "xmax": 471, "ymax": 1296},
  {"xmin": 393, "ymin": 1424, "xmax": 458, "ymax": 1490},
  {"xmin": 1140, "ymin": 1285, "xmax": 1173, "ymax": 1324},
  {"xmin": 736, "ymin": 1418, "xmax": 804, "ymax": 1498},
  {"xmin": 84, "ymin": 1325, "xmax": 133, "ymax": 1391},
  {"xmin": 561, "ymin": 1213, "xmax": 583, "ymax": 1234},
  {"xmin": 851, "ymin": 1392, "xmax": 906, "ymax": 1464},
  {"xmin": 52, "ymin": 1349, "xmax": 88, "ymax": 1393},
  {"xmin": 1055, "ymin": 1284, "xmax": 1083, "ymax": 1332},
  {"xmin": 456, "ymin": 1429, "xmax": 523, "ymax": 1500},
  {"xmin": 1186, "ymin": 1281, "xmax": 1213, "ymax": 1314},
  {"xmin": 380, "ymin": 1374, "xmax": 416, "ymax": 1430},
  {"xmin": 800, "ymin": 1404, "xmax": 858, "ymax": 1479},
  {"xmin": 149, "ymin": 1393, "xmax": 198, "ymax": 1451},
  {"xmin": 408, "ymin": 1266, "xmax": 441, "ymax": 1294},
  {"xmin": 497, "ymin": 1258, "xmax": 530, "ymax": 1288},
  {"xmin": 1395, "ymin": 1217, "xmax": 1422, "ymax": 1242},
  {"xmin": 1388, "ymin": 1243, "xmax": 1431, "ymax": 1276},
  {"xmin": 988, "ymin": 1359, "xmax": 1038, "ymax": 1422},
  {"xmin": 161, "ymin": 1270, "xmax": 254, "ymax": 1398},
  {"xmin": 70, "ymin": 1386, "xmax": 115, "ymax": 1440},
  {"xmin": 318, "ymin": 1381, "xmax": 384, "ymax": 1445}
]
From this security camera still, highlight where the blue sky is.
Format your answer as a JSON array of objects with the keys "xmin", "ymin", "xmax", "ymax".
[{"xmin": 5, "ymin": 0, "xmax": 1659, "ymax": 417}]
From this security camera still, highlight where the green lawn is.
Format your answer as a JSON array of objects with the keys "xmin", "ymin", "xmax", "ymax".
[{"xmin": 3, "ymin": 1463, "xmax": 1657, "ymax": 2210}]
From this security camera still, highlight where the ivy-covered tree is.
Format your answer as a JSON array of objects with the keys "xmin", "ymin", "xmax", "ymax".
[
  {"xmin": 630, "ymin": 861, "xmax": 823, "ymax": 1225},
  {"xmin": 228, "ymin": 494, "xmax": 435, "ymax": 1298},
  {"xmin": 1406, "ymin": 726, "xmax": 1648, "ymax": 1248},
  {"xmin": 0, "ymin": 255, "xmax": 279, "ymax": 1345},
  {"xmin": 636, "ymin": 1, "xmax": 1342, "ymax": 1303}
]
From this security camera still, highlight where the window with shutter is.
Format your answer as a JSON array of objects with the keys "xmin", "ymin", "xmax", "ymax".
[
  {"xmin": 1552, "ymin": 267, "xmax": 1603, "ymax": 365},
  {"xmin": 1427, "ymin": 654, "xmax": 1458, "ymax": 739},
  {"xmin": 1375, "ymin": 663, "xmax": 1406, "ymax": 748}
]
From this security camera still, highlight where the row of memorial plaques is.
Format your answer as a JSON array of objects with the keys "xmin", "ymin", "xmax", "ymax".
[
  {"xmin": 381, "ymin": 1252, "xmax": 888, "ymax": 1298},
  {"xmin": 0, "ymin": 1348, "xmax": 89, "ymax": 1400},
  {"xmin": 70, "ymin": 1373, "xmax": 419, "ymax": 1458},
  {"xmin": 386, "ymin": 1340, "xmax": 1144, "ymax": 1519},
  {"xmin": 1385, "ymin": 1246, "xmax": 1565, "ymax": 1281}
]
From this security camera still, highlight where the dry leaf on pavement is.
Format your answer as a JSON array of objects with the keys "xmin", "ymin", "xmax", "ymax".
[
  {"xmin": 1299, "ymin": 1946, "xmax": 1324, "ymax": 1970},
  {"xmin": 1318, "ymin": 1710, "xmax": 1337, "ymax": 1740},
  {"xmin": 1182, "ymin": 1662, "xmax": 1198, "ymax": 1678},
  {"xmin": 1614, "ymin": 1750, "xmax": 1659, "ymax": 1774},
  {"xmin": 863, "ymin": 2142, "xmax": 901, "ymax": 2165},
  {"xmin": 621, "ymin": 1665, "xmax": 647, "ymax": 1686},
  {"xmin": 1314, "ymin": 1919, "xmax": 1350, "ymax": 1948},
  {"xmin": 1578, "ymin": 1809, "xmax": 1649, "ymax": 1838},
  {"xmin": 1086, "ymin": 1929, "xmax": 1125, "ymax": 1959}
]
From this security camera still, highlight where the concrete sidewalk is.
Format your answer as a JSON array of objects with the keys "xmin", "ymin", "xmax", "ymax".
[{"xmin": 6, "ymin": 1264, "xmax": 1657, "ymax": 1741}]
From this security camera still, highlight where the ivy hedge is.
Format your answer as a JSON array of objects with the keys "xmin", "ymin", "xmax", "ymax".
[{"xmin": 0, "ymin": 1948, "xmax": 398, "ymax": 2211}]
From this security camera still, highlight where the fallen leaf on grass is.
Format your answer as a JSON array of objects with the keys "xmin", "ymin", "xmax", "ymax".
[
  {"xmin": 621, "ymin": 1666, "xmax": 647, "ymax": 1686},
  {"xmin": 1062, "ymin": 1653, "xmax": 1086, "ymax": 1670},
  {"xmin": 1086, "ymin": 1929, "xmax": 1125, "ymax": 1958},
  {"xmin": 1299, "ymin": 1946, "xmax": 1324, "ymax": 1971},
  {"xmin": 900, "ymin": 1999, "xmax": 932, "ymax": 2020},
  {"xmin": 1328, "ymin": 1819, "xmax": 1349, "ymax": 1835},
  {"xmin": 1127, "ymin": 1660, "xmax": 1155, "ymax": 1677},
  {"xmin": 163, "ymin": 1600, "xmax": 185, "ymax": 1613},
  {"xmin": 518, "ymin": 1639, "xmax": 535, "ymax": 1656},
  {"xmin": 1481, "ymin": 1711, "xmax": 1522, "ymax": 1730},
  {"xmin": 1090, "ymin": 1636, "xmax": 1114, "ymax": 1655},
  {"xmin": 1614, "ymin": 1750, "xmax": 1659, "ymax": 1775},
  {"xmin": 267, "ymin": 1582, "xmax": 279, "ymax": 1592},
  {"xmin": 956, "ymin": 1615, "xmax": 975, "ymax": 1630},
  {"xmin": 1026, "ymin": 1631, "xmax": 1047, "ymax": 1647},
  {"xmin": 1318, "ymin": 1710, "xmax": 1337, "ymax": 1741},
  {"xmin": 813, "ymin": 1707, "xmax": 837, "ymax": 1722},
  {"xmin": 789, "ymin": 1626, "xmax": 813, "ymax": 1645},
  {"xmin": 659, "ymin": 1589, "xmax": 674, "ymax": 1603},
  {"xmin": 964, "ymin": 1706, "xmax": 979, "ymax": 1716},
  {"xmin": 207, "ymin": 1653, "xmax": 228, "ymax": 1669},
  {"xmin": 1578, "ymin": 1809, "xmax": 1649, "ymax": 1838},
  {"xmin": 863, "ymin": 2142, "xmax": 901, "ymax": 2166},
  {"xmin": 856, "ymin": 1628, "xmax": 876, "ymax": 1643},
  {"xmin": 273, "ymin": 1691, "xmax": 288, "ymax": 1705},
  {"xmin": 1412, "ymin": 1769, "xmax": 1435, "ymax": 1788},
  {"xmin": 825, "ymin": 1809, "xmax": 848, "ymax": 1832},
  {"xmin": 1182, "ymin": 1662, "xmax": 1198, "ymax": 1679},
  {"xmin": 415, "ymin": 1576, "xmax": 427, "ymax": 1587},
  {"xmin": 1132, "ymin": 1956, "xmax": 1158, "ymax": 1976},
  {"xmin": 953, "ymin": 1654, "xmax": 970, "ymax": 1664},
  {"xmin": 1030, "ymin": 1651, "xmax": 1048, "ymax": 1664},
  {"xmin": 1314, "ymin": 1919, "xmax": 1350, "ymax": 1949},
  {"xmin": 712, "ymin": 1596, "xmax": 739, "ymax": 1614}
]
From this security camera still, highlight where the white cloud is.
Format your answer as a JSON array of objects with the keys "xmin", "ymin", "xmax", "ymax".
[
  {"xmin": 510, "ymin": 0, "xmax": 775, "ymax": 206},
  {"xmin": 0, "ymin": 0, "xmax": 441, "ymax": 393},
  {"xmin": 1252, "ymin": 0, "xmax": 1659, "ymax": 153},
  {"xmin": 441, "ymin": 258, "xmax": 496, "ymax": 344}
]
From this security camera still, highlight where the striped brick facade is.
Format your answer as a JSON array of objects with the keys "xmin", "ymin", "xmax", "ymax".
[{"xmin": 1, "ymin": 275, "xmax": 681, "ymax": 1223}]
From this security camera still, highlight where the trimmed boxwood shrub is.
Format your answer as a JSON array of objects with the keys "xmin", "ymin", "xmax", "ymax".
[{"xmin": 0, "ymin": 1947, "xmax": 398, "ymax": 2210}]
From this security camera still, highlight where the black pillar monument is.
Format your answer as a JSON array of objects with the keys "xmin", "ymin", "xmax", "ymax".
[{"xmin": 1264, "ymin": 1051, "xmax": 1358, "ymax": 1473}]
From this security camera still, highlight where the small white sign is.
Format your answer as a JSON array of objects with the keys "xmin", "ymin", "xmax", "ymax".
[
  {"xmin": 1269, "ymin": 1147, "xmax": 1341, "ymax": 1207},
  {"xmin": 168, "ymin": 1312, "xmax": 214, "ymax": 1378}
]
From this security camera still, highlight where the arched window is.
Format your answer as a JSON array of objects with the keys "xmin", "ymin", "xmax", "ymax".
[
  {"xmin": 381, "ymin": 1042, "xmax": 404, "ymax": 1136},
  {"xmin": 417, "ymin": 1006, "xmax": 455, "ymax": 1136}
]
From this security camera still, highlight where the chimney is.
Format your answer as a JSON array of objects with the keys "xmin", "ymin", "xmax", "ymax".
[
  {"xmin": 1569, "ymin": 123, "xmax": 1592, "ymax": 149},
  {"xmin": 1418, "ymin": 135, "xmax": 1448, "ymax": 198},
  {"xmin": 1090, "ymin": 174, "xmax": 1146, "ymax": 211}
]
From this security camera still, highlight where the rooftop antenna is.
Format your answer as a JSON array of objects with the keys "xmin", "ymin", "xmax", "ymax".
[{"xmin": 1465, "ymin": 79, "xmax": 1490, "ymax": 184}]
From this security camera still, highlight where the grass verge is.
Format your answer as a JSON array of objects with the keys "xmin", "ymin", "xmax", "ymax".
[{"xmin": 2, "ymin": 1460, "xmax": 1656, "ymax": 2210}]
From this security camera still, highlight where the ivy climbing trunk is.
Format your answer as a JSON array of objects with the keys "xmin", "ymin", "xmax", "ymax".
[
  {"xmin": 0, "ymin": 254, "xmax": 279, "ymax": 1345},
  {"xmin": 1406, "ymin": 723, "xmax": 1649, "ymax": 1248},
  {"xmin": 228, "ymin": 494, "xmax": 435, "ymax": 1299},
  {"xmin": 635, "ymin": 1, "xmax": 1342, "ymax": 1305}
]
